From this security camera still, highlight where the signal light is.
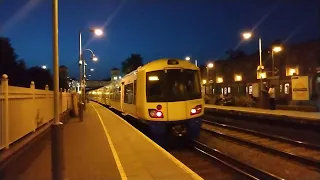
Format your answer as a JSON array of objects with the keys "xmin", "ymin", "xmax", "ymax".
[
  {"xmin": 190, "ymin": 105, "xmax": 202, "ymax": 115},
  {"xmin": 156, "ymin": 104, "xmax": 162, "ymax": 110}
]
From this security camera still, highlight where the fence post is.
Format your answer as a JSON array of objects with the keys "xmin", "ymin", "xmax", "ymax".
[
  {"xmin": 2, "ymin": 74, "xmax": 9, "ymax": 149},
  {"xmin": 30, "ymin": 81, "xmax": 36, "ymax": 132}
]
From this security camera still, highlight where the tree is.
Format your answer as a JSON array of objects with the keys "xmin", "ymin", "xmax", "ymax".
[
  {"xmin": 224, "ymin": 49, "xmax": 247, "ymax": 60},
  {"xmin": 121, "ymin": 54, "xmax": 143, "ymax": 74},
  {"xmin": 27, "ymin": 66, "xmax": 53, "ymax": 90},
  {"xmin": 0, "ymin": 37, "xmax": 28, "ymax": 86}
]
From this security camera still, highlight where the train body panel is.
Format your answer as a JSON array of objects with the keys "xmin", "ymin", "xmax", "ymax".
[{"xmin": 89, "ymin": 58, "xmax": 204, "ymax": 145}]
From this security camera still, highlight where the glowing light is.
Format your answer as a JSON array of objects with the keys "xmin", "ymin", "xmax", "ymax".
[
  {"xmin": 42, "ymin": 65, "xmax": 47, "ymax": 69},
  {"xmin": 185, "ymin": 56, "xmax": 191, "ymax": 61},
  {"xmin": 191, "ymin": 109, "xmax": 196, "ymax": 114},
  {"xmin": 148, "ymin": 76, "xmax": 159, "ymax": 81},
  {"xmin": 207, "ymin": 63, "xmax": 214, "ymax": 68},
  {"xmin": 234, "ymin": 74, "xmax": 242, "ymax": 82},
  {"xmin": 273, "ymin": 46, "xmax": 282, "ymax": 53},
  {"xmin": 242, "ymin": 32, "xmax": 252, "ymax": 40},
  {"xmin": 289, "ymin": 68, "xmax": 296, "ymax": 76},
  {"xmin": 93, "ymin": 29, "xmax": 103, "ymax": 36},
  {"xmin": 202, "ymin": 79, "xmax": 207, "ymax": 84},
  {"xmin": 156, "ymin": 111, "xmax": 163, "ymax": 117},
  {"xmin": 92, "ymin": 56, "xmax": 98, "ymax": 61},
  {"xmin": 216, "ymin": 77, "xmax": 223, "ymax": 83}
]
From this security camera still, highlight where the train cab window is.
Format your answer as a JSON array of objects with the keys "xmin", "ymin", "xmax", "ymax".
[
  {"xmin": 124, "ymin": 83, "xmax": 134, "ymax": 104},
  {"xmin": 146, "ymin": 71, "xmax": 166, "ymax": 102},
  {"xmin": 146, "ymin": 69, "xmax": 201, "ymax": 102}
]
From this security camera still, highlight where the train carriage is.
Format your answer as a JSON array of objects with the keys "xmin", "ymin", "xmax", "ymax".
[{"xmin": 90, "ymin": 58, "xmax": 204, "ymax": 144}]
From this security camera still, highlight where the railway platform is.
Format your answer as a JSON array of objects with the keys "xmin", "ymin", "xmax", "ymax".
[
  {"xmin": 204, "ymin": 104, "xmax": 320, "ymax": 125},
  {"xmin": 3, "ymin": 102, "xmax": 202, "ymax": 180}
]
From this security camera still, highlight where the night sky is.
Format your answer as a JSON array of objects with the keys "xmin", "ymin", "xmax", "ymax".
[{"xmin": 1, "ymin": 0, "xmax": 320, "ymax": 80}]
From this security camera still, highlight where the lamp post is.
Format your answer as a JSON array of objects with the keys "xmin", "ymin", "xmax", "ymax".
[
  {"xmin": 242, "ymin": 32, "xmax": 264, "ymax": 91},
  {"xmin": 271, "ymin": 46, "xmax": 282, "ymax": 77},
  {"xmin": 242, "ymin": 32, "xmax": 268, "ymax": 108},
  {"xmin": 206, "ymin": 63, "xmax": 214, "ymax": 81},
  {"xmin": 78, "ymin": 29, "xmax": 102, "ymax": 114},
  {"xmin": 82, "ymin": 48, "xmax": 98, "ymax": 109},
  {"xmin": 51, "ymin": 0, "xmax": 64, "ymax": 179}
]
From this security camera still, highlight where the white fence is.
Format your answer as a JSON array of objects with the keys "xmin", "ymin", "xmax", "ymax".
[{"xmin": 0, "ymin": 74, "xmax": 74, "ymax": 150}]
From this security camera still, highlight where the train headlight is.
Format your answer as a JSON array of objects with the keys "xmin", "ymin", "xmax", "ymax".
[
  {"xmin": 190, "ymin": 105, "xmax": 202, "ymax": 115},
  {"xmin": 148, "ymin": 109, "xmax": 164, "ymax": 118}
]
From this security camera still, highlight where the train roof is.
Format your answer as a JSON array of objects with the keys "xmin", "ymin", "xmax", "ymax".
[
  {"xmin": 118, "ymin": 58, "xmax": 200, "ymax": 81},
  {"xmin": 142, "ymin": 58, "xmax": 199, "ymax": 71}
]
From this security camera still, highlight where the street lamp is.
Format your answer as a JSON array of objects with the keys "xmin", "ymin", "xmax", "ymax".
[
  {"xmin": 271, "ymin": 46, "xmax": 283, "ymax": 77},
  {"xmin": 90, "ymin": 68, "xmax": 94, "ymax": 72},
  {"xmin": 206, "ymin": 62, "xmax": 214, "ymax": 82},
  {"xmin": 79, "ymin": 29, "xmax": 103, "ymax": 113},
  {"xmin": 42, "ymin": 65, "xmax": 47, "ymax": 69},
  {"xmin": 51, "ymin": 0, "xmax": 64, "ymax": 179},
  {"xmin": 241, "ymin": 31, "xmax": 263, "ymax": 92},
  {"xmin": 185, "ymin": 56, "xmax": 191, "ymax": 61}
]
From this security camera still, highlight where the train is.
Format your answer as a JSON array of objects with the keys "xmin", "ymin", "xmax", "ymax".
[{"xmin": 89, "ymin": 58, "xmax": 204, "ymax": 145}]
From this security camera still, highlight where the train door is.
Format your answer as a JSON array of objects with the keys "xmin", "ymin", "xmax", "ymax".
[
  {"xmin": 165, "ymin": 69, "xmax": 188, "ymax": 121},
  {"xmin": 120, "ymin": 81, "xmax": 124, "ymax": 112}
]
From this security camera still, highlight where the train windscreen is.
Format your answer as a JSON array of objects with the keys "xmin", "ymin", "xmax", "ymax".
[{"xmin": 146, "ymin": 69, "xmax": 201, "ymax": 102}]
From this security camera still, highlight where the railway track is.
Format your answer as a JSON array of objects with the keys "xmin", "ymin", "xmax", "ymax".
[
  {"xmin": 202, "ymin": 120, "xmax": 320, "ymax": 169},
  {"xmin": 169, "ymin": 146, "xmax": 249, "ymax": 180},
  {"xmin": 190, "ymin": 140, "xmax": 284, "ymax": 180}
]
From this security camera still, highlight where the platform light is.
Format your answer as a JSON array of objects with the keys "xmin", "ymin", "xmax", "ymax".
[
  {"xmin": 148, "ymin": 76, "xmax": 159, "ymax": 81},
  {"xmin": 272, "ymin": 46, "xmax": 282, "ymax": 53},
  {"xmin": 207, "ymin": 63, "xmax": 214, "ymax": 68},
  {"xmin": 242, "ymin": 32, "xmax": 252, "ymax": 40},
  {"xmin": 93, "ymin": 28, "xmax": 103, "ymax": 36}
]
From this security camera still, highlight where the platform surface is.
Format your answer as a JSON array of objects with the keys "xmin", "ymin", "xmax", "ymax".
[
  {"xmin": 14, "ymin": 102, "xmax": 202, "ymax": 180},
  {"xmin": 205, "ymin": 104, "xmax": 320, "ymax": 121}
]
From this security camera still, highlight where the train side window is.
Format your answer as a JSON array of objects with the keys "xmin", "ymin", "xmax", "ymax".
[
  {"xmin": 133, "ymin": 80, "xmax": 137, "ymax": 104},
  {"xmin": 124, "ymin": 83, "xmax": 134, "ymax": 104}
]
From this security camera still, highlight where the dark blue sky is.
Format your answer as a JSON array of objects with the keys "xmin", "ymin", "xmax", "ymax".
[{"xmin": 1, "ymin": 0, "xmax": 320, "ymax": 80}]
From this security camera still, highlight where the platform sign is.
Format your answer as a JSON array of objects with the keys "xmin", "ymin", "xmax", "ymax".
[{"xmin": 291, "ymin": 76, "xmax": 309, "ymax": 101}]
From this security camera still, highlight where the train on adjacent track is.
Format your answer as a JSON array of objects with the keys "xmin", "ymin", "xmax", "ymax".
[{"xmin": 89, "ymin": 58, "xmax": 204, "ymax": 144}]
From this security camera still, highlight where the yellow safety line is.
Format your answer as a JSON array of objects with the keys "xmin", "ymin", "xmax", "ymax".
[
  {"xmin": 96, "ymin": 103, "xmax": 204, "ymax": 180},
  {"xmin": 91, "ymin": 104, "xmax": 128, "ymax": 180}
]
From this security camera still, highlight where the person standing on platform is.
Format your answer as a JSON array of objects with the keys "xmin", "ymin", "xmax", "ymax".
[{"xmin": 268, "ymin": 84, "xmax": 276, "ymax": 110}]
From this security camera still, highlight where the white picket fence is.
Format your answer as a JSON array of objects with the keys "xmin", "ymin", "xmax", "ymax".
[{"xmin": 0, "ymin": 74, "xmax": 74, "ymax": 150}]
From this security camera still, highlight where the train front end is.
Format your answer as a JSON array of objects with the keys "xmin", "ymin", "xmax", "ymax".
[{"xmin": 140, "ymin": 59, "xmax": 204, "ymax": 144}]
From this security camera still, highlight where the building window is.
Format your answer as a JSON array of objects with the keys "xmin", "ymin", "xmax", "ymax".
[
  {"xmin": 228, "ymin": 87, "xmax": 231, "ymax": 93},
  {"xmin": 212, "ymin": 88, "xmax": 215, "ymax": 94},
  {"xmin": 246, "ymin": 86, "xmax": 248, "ymax": 94},
  {"xmin": 286, "ymin": 67, "xmax": 299, "ymax": 76},
  {"xmin": 280, "ymin": 84, "xmax": 282, "ymax": 93},
  {"xmin": 284, "ymin": 83, "xmax": 290, "ymax": 94},
  {"xmin": 249, "ymin": 86, "xmax": 253, "ymax": 95}
]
